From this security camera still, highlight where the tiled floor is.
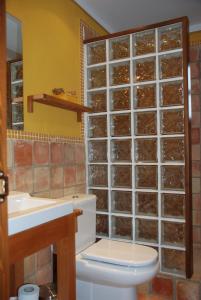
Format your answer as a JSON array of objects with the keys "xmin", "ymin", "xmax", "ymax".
[{"xmin": 138, "ymin": 293, "xmax": 170, "ymax": 300}]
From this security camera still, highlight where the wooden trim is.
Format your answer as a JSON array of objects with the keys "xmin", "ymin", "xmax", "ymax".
[
  {"xmin": 9, "ymin": 212, "xmax": 78, "ymax": 300},
  {"xmin": 182, "ymin": 18, "xmax": 193, "ymax": 278},
  {"xmin": 0, "ymin": 0, "xmax": 9, "ymax": 299},
  {"xmin": 84, "ymin": 16, "xmax": 188, "ymax": 44},
  {"xmin": 27, "ymin": 94, "xmax": 93, "ymax": 122}
]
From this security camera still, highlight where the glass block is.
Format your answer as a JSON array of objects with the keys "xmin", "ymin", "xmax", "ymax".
[
  {"xmin": 162, "ymin": 248, "xmax": 185, "ymax": 275},
  {"xmin": 11, "ymin": 61, "xmax": 23, "ymax": 81},
  {"xmin": 111, "ymin": 191, "xmax": 132, "ymax": 214},
  {"xmin": 111, "ymin": 114, "xmax": 131, "ymax": 137},
  {"xmin": 134, "ymin": 57, "xmax": 156, "ymax": 82},
  {"xmin": 88, "ymin": 66, "xmax": 106, "ymax": 89},
  {"xmin": 160, "ymin": 81, "xmax": 183, "ymax": 107},
  {"xmin": 96, "ymin": 214, "xmax": 108, "ymax": 236},
  {"xmin": 161, "ymin": 109, "xmax": 184, "ymax": 135},
  {"xmin": 110, "ymin": 36, "xmax": 130, "ymax": 60},
  {"xmin": 136, "ymin": 219, "xmax": 158, "ymax": 243},
  {"xmin": 112, "ymin": 216, "xmax": 132, "ymax": 240},
  {"xmin": 110, "ymin": 87, "xmax": 130, "ymax": 111},
  {"xmin": 161, "ymin": 138, "xmax": 184, "ymax": 162},
  {"xmin": 159, "ymin": 24, "xmax": 182, "ymax": 52},
  {"xmin": 134, "ymin": 84, "xmax": 156, "ymax": 108},
  {"xmin": 12, "ymin": 103, "xmax": 24, "ymax": 123},
  {"xmin": 11, "ymin": 82, "xmax": 23, "ymax": 99},
  {"xmin": 159, "ymin": 53, "xmax": 183, "ymax": 79},
  {"xmin": 12, "ymin": 123, "xmax": 24, "ymax": 130},
  {"xmin": 136, "ymin": 192, "xmax": 158, "ymax": 216},
  {"xmin": 162, "ymin": 221, "xmax": 185, "ymax": 247},
  {"xmin": 88, "ymin": 115, "xmax": 107, "ymax": 138},
  {"xmin": 135, "ymin": 112, "xmax": 157, "ymax": 135},
  {"xmin": 161, "ymin": 193, "xmax": 185, "ymax": 218},
  {"xmin": 110, "ymin": 62, "xmax": 130, "ymax": 86},
  {"xmin": 89, "ymin": 165, "xmax": 108, "ymax": 187},
  {"xmin": 111, "ymin": 139, "xmax": 131, "ymax": 162},
  {"xmin": 90, "ymin": 189, "xmax": 108, "ymax": 212},
  {"xmin": 88, "ymin": 140, "xmax": 107, "ymax": 162},
  {"xmin": 136, "ymin": 166, "xmax": 158, "ymax": 189},
  {"xmin": 161, "ymin": 166, "xmax": 184, "ymax": 190},
  {"xmin": 88, "ymin": 90, "xmax": 107, "ymax": 112},
  {"xmin": 87, "ymin": 41, "xmax": 106, "ymax": 65},
  {"xmin": 112, "ymin": 165, "xmax": 132, "ymax": 188},
  {"xmin": 133, "ymin": 29, "xmax": 155, "ymax": 56},
  {"xmin": 135, "ymin": 138, "xmax": 157, "ymax": 162}
]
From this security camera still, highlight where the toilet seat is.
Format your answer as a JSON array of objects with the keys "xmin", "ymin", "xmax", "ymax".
[{"xmin": 81, "ymin": 239, "xmax": 158, "ymax": 267}]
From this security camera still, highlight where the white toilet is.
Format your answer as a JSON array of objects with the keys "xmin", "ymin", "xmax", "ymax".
[{"xmin": 61, "ymin": 194, "xmax": 159, "ymax": 300}]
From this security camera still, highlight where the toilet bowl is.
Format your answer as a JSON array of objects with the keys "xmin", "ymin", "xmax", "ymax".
[{"xmin": 60, "ymin": 194, "xmax": 159, "ymax": 300}]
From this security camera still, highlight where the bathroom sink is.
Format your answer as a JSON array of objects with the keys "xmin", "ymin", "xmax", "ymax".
[{"xmin": 8, "ymin": 192, "xmax": 73, "ymax": 236}]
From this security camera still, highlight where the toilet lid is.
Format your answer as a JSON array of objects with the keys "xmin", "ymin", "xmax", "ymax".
[{"xmin": 81, "ymin": 239, "xmax": 158, "ymax": 267}]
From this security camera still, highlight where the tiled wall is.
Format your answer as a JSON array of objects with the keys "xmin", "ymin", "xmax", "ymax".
[
  {"xmin": 137, "ymin": 43, "xmax": 201, "ymax": 300},
  {"xmin": 7, "ymin": 136, "xmax": 86, "ymax": 284}
]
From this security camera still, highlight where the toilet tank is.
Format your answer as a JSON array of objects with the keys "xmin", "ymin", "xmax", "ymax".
[{"xmin": 60, "ymin": 194, "xmax": 96, "ymax": 254}]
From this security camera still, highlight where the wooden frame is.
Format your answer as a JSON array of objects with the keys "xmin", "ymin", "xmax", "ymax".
[
  {"xmin": 9, "ymin": 209, "xmax": 82, "ymax": 299},
  {"xmin": 0, "ymin": 0, "xmax": 10, "ymax": 298},
  {"xmin": 84, "ymin": 16, "xmax": 192, "ymax": 278}
]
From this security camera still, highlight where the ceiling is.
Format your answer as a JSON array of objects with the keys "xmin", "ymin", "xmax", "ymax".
[{"xmin": 75, "ymin": 0, "xmax": 201, "ymax": 33}]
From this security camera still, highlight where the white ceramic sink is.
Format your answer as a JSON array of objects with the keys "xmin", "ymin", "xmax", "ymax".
[{"xmin": 8, "ymin": 192, "xmax": 73, "ymax": 236}]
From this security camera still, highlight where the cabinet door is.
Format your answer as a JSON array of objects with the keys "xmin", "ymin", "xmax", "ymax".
[{"xmin": 0, "ymin": 0, "xmax": 10, "ymax": 298}]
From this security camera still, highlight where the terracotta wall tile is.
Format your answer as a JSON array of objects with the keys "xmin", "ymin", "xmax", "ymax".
[
  {"xmin": 152, "ymin": 276, "xmax": 173, "ymax": 297},
  {"xmin": 7, "ymin": 139, "xmax": 13, "ymax": 169},
  {"xmin": 37, "ymin": 247, "xmax": 52, "ymax": 270},
  {"xmin": 192, "ymin": 145, "xmax": 200, "ymax": 161},
  {"xmin": 33, "ymin": 141, "xmax": 49, "ymax": 165},
  {"xmin": 64, "ymin": 186, "xmax": 76, "ymax": 196},
  {"xmin": 191, "ymin": 128, "xmax": 200, "ymax": 145},
  {"xmin": 76, "ymin": 165, "xmax": 86, "ymax": 184},
  {"xmin": 190, "ymin": 47, "xmax": 200, "ymax": 62},
  {"xmin": 64, "ymin": 166, "xmax": 76, "ymax": 187},
  {"xmin": 190, "ymin": 62, "xmax": 200, "ymax": 79},
  {"xmin": 191, "ymin": 79, "xmax": 200, "ymax": 95},
  {"xmin": 192, "ymin": 161, "xmax": 201, "ymax": 177},
  {"xmin": 34, "ymin": 167, "xmax": 50, "ymax": 192},
  {"xmin": 193, "ymin": 211, "xmax": 201, "ymax": 226},
  {"xmin": 50, "ymin": 142, "xmax": 64, "ymax": 164},
  {"xmin": 32, "ymin": 191, "xmax": 50, "ymax": 198},
  {"xmin": 64, "ymin": 143, "xmax": 75, "ymax": 165},
  {"xmin": 75, "ymin": 144, "xmax": 85, "ymax": 164},
  {"xmin": 192, "ymin": 178, "xmax": 201, "ymax": 194},
  {"xmin": 8, "ymin": 169, "xmax": 15, "ymax": 191},
  {"xmin": 193, "ymin": 227, "xmax": 201, "ymax": 244},
  {"xmin": 15, "ymin": 167, "xmax": 33, "ymax": 193},
  {"xmin": 193, "ymin": 194, "xmax": 201, "ymax": 211},
  {"xmin": 24, "ymin": 254, "xmax": 36, "ymax": 278},
  {"xmin": 50, "ymin": 189, "xmax": 64, "ymax": 198},
  {"xmin": 176, "ymin": 280, "xmax": 201, "ymax": 300},
  {"xmin": 35, "ymin": 264, "xmax": 52, "ymax": 285},
  {"xmin": 191, "ymin": 95, "xmax": 200, "ymax": 112},
  {"xmin": 50, "ymin": 166, "xmax": 63, "ymax": 189},
  {"xmin": 74, "ymin": 184, "xmax": 86, "ymax": 193},
  {"xmin": 14, "ymin": 140, "xmax": 33, "ymax": 167},
  {"xmin": 192, "ymin": 112, "xmax": 201, "ymax": 128}
]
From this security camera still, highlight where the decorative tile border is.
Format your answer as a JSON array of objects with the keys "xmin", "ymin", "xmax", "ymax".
[{"xmin": 7, "ymin": 129, "xmax": 84, "ymax": 144}]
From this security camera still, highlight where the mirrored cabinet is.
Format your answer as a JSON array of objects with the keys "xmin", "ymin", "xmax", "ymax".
[{"xmin": 7, "ymin": 59, "xmax": 24, "ymax": 130}]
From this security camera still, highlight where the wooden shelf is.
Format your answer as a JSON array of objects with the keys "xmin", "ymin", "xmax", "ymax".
[{"xmin": 27, "ymin": 93, "xmax": 93, "ymax": 122}]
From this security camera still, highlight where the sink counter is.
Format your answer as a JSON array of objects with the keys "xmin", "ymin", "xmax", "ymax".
[{"xmin": 8, "ymin": 192, "xmax": 74, "ymax": 235}]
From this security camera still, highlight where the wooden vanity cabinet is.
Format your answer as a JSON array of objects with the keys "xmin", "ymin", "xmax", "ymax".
[{"xmin": 9, "ymin": 209, "xmax": 81, "ymax": 300}]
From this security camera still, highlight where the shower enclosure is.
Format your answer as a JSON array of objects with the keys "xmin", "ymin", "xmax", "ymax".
[{"xmin": 84, "ymin": 17, "xmax": 192, "ymax": 278}]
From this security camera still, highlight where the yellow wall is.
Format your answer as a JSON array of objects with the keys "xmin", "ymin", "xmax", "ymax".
[{"xmin": 6, "ymin": 0, "xmax": 107, "ymax": 137}]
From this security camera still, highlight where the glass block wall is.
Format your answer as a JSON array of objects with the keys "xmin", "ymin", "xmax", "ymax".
[{"xmin": 84, "ymin": 19, "xmax": 191, "ymax": 277}]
